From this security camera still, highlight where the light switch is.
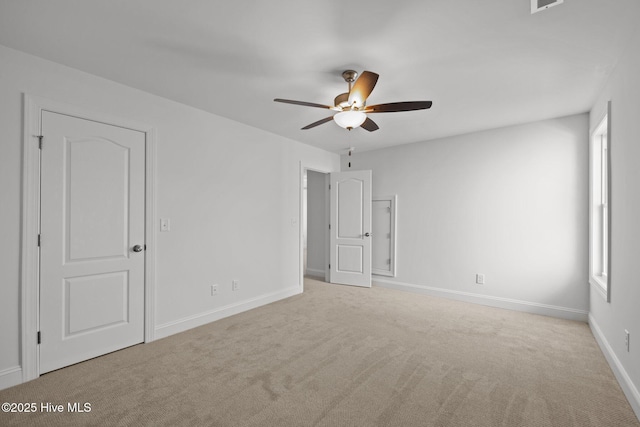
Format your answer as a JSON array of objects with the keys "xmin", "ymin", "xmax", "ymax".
[{"xmin": 160, "ymin": 218, "xmax": 170, "ymax": 232}]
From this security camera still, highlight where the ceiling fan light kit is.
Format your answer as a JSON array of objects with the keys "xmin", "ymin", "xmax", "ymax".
[
  {"xmin": 274, "ymin": 69, "xmax": 432, "ymax": 132},
  {"xmin": 334, "ymin": 92, "xmax": 350, "ymax": 109},
  {"xmin": 334, "ymin": 111, "xmax": 367, "ymax": 130}
]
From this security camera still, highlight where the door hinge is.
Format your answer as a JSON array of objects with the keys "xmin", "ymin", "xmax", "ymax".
[
  {"xmin": 37, "ymin": 331, "xmax": 41, "ymax": 344},
  {"xmin": 37, "ymin": 234, "xmax": 41, "ymax": 247},
  {"xmin": 37, "ymin": 135, "xmax": 43, "ymax": 149},
  {"xmin": 329, "ymin": 264, "xmax": 331, "ymax": 269},
  {"xmin": 329, "ymin": 184, "xmax": 331, "ymax": 190},
  {"xmin": 328, "ymin": 224, "xmax": 331, "ymax": 230}
]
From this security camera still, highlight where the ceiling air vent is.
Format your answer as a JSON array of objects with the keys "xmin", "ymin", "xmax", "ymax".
[{"xmin": 531, "ymin": 0, "xmax": 564, "ymax": 14}]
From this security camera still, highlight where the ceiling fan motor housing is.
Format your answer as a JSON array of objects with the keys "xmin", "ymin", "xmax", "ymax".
[{"xmin": 334, "ymin": 92, "xmax": 350, "ymax": 108}]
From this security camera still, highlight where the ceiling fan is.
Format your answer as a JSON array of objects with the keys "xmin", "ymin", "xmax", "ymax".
[{"xmin": 274, "ymin": 70, "xmax": 432, "ymax": 132}]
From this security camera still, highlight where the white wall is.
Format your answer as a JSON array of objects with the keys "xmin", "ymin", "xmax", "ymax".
[
  {"xmin": 0, "ymin": 44, "xmax": 339, "ymax": 389},
  {"xmin": 306, "ymin": 170, "xmax": 327, "ymax": 277},
  {"xmin": 588, "ymin": 28, "xmax": 640, "ymax": 418},
  {"xmin": 342, "ymin": 114, "xmax": 589, "ymax": 320}
]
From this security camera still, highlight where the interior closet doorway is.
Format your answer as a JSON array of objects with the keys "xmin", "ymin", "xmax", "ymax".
[{"xmin": 303, "ymin": 169, "xmax": 329, "ymax": 281}]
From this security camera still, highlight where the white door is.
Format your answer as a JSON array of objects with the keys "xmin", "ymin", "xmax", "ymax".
[
  {"xmin": 39, "ymin": 111, "xmax": 145, "ymax": 374},
  {"xmin": 329, "ymin": 170, "xmax": 372, "ymax": 287}
]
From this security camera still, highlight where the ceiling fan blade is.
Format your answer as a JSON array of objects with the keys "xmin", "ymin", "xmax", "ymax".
[
  {"xmin": 360, "ymin": 117, "xmax": 379, "ymax": 132},
  {"xmin": 301, "ymin": 116, "xmax": 334, "ymax": 130},
  {"xmin": 365, "ymin": 101, "xmax": 433, "ymax": 113},
  {"xmin": 348, "ymin": 71, "xmax": 379, "ymax": 107},
  {"xmin": 274, "ymin": 98, "xmax": 333, "ymax": 109}
]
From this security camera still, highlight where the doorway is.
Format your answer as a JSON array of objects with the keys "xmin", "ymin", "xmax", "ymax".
[
  {"xmin": 299, "ymin": 165, "xmax": 331, "ymax": 289},
  {"xmin": 21, "ymin": 96, "xmax": 157, "ymax": 381},
  {"xmin": 304, "ymin": 169, "xmax": 329, "ymax": 280},
  {"xmin": 299, "ymin": 164, "xmax": 373, "ymax": 289},
  {"xmin": 39, "ymin": 111, "xmax": 146, "ymax": 373}
]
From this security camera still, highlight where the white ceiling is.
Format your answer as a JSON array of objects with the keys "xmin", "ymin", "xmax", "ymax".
[{"xmin": 1, "ymin": 0, "xmax": 638, "ymax": 153}]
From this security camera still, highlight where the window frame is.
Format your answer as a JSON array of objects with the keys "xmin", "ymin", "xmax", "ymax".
[{"xmin": 589, "ymin": 102, "xmax": 611, "ymax": 302}]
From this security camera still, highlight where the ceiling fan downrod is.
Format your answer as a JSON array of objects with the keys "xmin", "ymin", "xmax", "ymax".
[{"xmin": 342, "ymin": 70, "xmax": 358, "ymax": 93}]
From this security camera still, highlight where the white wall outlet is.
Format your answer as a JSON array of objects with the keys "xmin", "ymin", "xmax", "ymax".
[
  {"xmin": 211, "ymin": 284, "xmax": 218, "ymax": 296},
  {"xmin": 160, "ymin": 218, "xmax": 170, "ymax": 232},
  {"xmin": 232, "ymin": 280, "xmax": 239, "ymax": 291},
  {"xmin": 625, "ymin": 329, "xmax": 630, "ymax": 352},
  {"xmin": 476, "ymin": 274, "xmax": 485, "ymax": 285}
]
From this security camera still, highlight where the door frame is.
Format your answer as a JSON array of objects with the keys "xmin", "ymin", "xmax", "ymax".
[
  {"xmin": 299, "ymin": 162, "xmax": 332, "ymax": 291},
  {"xmin": 372, "ymin": 195, "xmax": 398, "ymax": 277},
  {"xmin": 20, "ymin": 94, "xmax": 157, "ymax": 381}
]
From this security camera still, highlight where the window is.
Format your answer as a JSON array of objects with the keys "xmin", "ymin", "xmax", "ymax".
[{"xmin": 589, "ymin": 104, "xmax": 610, "ymax": 301}]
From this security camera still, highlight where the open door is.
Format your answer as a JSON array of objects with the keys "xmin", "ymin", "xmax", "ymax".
[{"xmin": 329, "ymin": 170, "xmax": 372, "ymax": 287}]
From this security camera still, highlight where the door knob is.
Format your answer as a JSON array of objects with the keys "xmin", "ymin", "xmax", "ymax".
[
  {"xmin": 364, "ymin": 232, "xmax": 371, "ymax": 237},
  {"xmin": 132, "ymin": 244, "xmax": 144, "ymax": 252}
]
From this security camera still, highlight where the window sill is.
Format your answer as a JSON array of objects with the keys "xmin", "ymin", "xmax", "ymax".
[{"xmin": 590, "ymin": 276, "xmax": 609, "ymax": 302}]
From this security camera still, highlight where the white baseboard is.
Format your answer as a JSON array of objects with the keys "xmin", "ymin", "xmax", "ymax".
[
  {"xmin": 154, "ymin": 286, "xmax": 301, "ymax": 340},
  {"xmin": 589, "ymin": 314, "xmax": 640, "ymax": 421},
  {"xmin": 305, "ymin": 268, "xmax": 325, "ymax": 279},
  {"xmin": 0, "ymin": 366, "xmax": 23, "ymax": 391},
  {"xmin": 372, "ymin": 278, "xmax": 589, "ymax": 322}
]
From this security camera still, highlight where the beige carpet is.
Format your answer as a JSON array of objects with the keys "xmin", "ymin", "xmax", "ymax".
[{"xmin": 1, "ymin": 278, "xmax": 638, "ymax": 426}]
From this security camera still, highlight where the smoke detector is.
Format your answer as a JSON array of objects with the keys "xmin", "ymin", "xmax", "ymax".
[{"xmin": 531, "ymin": 0, "xmax": 563, "ymax": 14}]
